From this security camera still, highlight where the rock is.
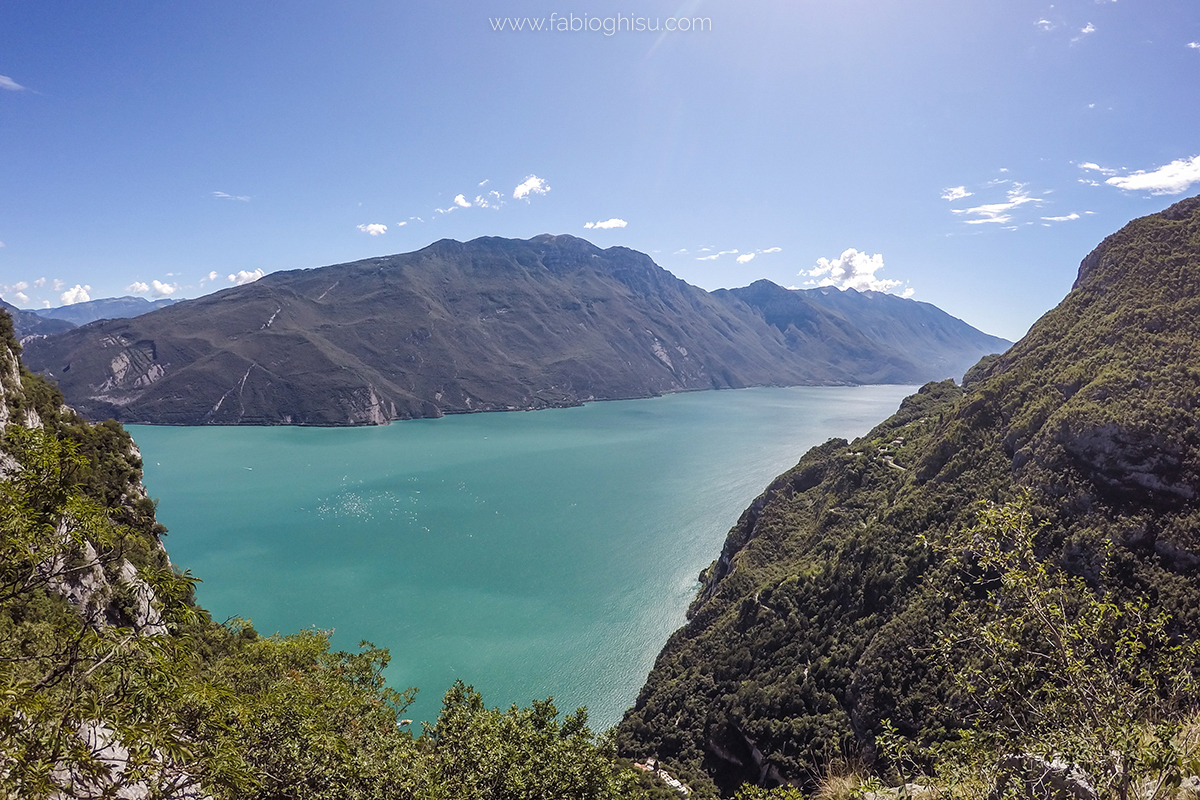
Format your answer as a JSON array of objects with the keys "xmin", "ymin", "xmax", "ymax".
[
  {"xmin": 48, "ymin": 722, "xmax": 210, "ymax": 800},
  {"xmin": 992, "ymin": 754, "xmax": 1098, "ymax": 800}
]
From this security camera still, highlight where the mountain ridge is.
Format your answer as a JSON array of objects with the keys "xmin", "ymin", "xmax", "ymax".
[
  {"xmin": 21, "ymin": 235, "xmax": 1008, "ymax": 426},
  {"xmin": 36, "ymin": 295, "xmax": 177, "ymax": 326},
  {"xmin": 615, "ymin": 195, "xmax": 1200, "ymax": 796}
]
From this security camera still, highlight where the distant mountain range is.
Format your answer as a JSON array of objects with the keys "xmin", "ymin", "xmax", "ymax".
[
  {"xmin": 4, "ymin": 296, "xmax": 178, "ymax": 342},
  {"xmin": 37, "ymin": 296, "xmax": 177, "ymax": 326},
  {"xmin": 21, "ymin": 235, "xmax": 1010, "ymax": 426},
  {"xmin": 0, "ymin": 299, "xmax": 76, "ymax": 340}
]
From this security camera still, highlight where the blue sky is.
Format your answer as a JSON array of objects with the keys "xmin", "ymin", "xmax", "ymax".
[{"xmin": 1, "ymin": 0, "xmax": 1198, "ymax": 340}]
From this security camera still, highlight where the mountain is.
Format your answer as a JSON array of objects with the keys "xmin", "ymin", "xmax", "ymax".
[
  {"xmin": 0, "ymin": 298, "xmax": 76, "ymax": 341},
  {"xmin": 37, "ymin": 295, "xmax": 178, "ymax": 326},
  {"xmin": 717, "ymin": 280, "xmax": 1010, "ymax": 385},
  {"xmin": 21, "ymin": 235, "xmax": 1008, "ymax": 426},
  {"xmin": 616, "ymin": 196, "xmax": 1200, "ymax": 796}
]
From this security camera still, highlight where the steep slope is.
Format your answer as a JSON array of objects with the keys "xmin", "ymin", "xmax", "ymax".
[
  {"xmin": 617, "ymin": 196, "xmax": 1200, "ymax": 796},
  {"xmin": 1, "ymin": 298, "xmax": 76, "ymax": 341},
  {"xmin": 22, "ymin": 235, "xmax": 1006, "ymax": 426},
  {"xmin": 716, "ymin": 281, "xmax": 1011, "ymax": 385},
  {"xmin": 38, "ymin": 295, "xmax": 178, "ymax": 326},
  {"xmin": 801, "ymin": 284, "xmax": 1012, "ymax": 380}
]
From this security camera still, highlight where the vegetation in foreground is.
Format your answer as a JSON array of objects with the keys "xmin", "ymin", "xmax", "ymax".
[{"xmin": 618, "ymin": 195, "xmax": 1200, "ymax": 796}]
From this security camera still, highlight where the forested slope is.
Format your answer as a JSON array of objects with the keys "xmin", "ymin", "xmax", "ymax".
[{"xmin": 617, "ymin": 196, "xmax": 1200, "ymax": 797}]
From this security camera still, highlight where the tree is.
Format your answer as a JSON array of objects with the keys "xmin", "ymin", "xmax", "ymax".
[{"xmin": 883, "ymin": 497, "xmax": 1200, "ymax": 799}]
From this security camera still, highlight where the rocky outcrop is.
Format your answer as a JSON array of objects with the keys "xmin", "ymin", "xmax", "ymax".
[
  {"xmin": 48, "ymin": 722, "xmax": 210, "ymax": 800},
  {"xmin": 41, "ymin": 537, "xmax": 167, "ymax": 636},
  {"xmin": 1, "ymin": 311, "xmax": 167, "ymax": 637},
  {"xmin": 992, "ymin": 754, "xmax": 1098, "ymax": 800}
]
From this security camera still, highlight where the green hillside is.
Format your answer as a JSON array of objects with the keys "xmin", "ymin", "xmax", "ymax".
[{"xmin": 617, "ymin": 195, "xmax": 1200, "ymax": 797}]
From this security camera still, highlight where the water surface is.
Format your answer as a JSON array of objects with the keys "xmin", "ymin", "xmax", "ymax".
[{"xmin": 132, "ymin": 385, "xmax": 915, "ymax": 729}]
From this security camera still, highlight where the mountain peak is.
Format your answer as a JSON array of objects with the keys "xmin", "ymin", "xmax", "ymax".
[
  {"xmin": 1074, "ymin": 192, "xmax": 1200, "ymax": 290},
  {"xmin": 21, "ymin": 236, "xmax": 1006, "ymax": 426}
]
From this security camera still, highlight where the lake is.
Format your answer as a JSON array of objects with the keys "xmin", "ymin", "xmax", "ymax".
[{"xmin": 131, "ymin": 384, "xmax": 915, "ymax": 730}]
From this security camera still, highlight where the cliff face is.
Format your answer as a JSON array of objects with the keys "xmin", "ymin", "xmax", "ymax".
[
  {"xmin": 0, "ymin": 313, "xmax": 170, "ymax": 634},
  {"xmin": 616, "ymin": 196, "xmax": 1200, "ymax": 797},
  {"xmin": 22, "ymin": 235, "xmax": 1008, "ymax": 426}
]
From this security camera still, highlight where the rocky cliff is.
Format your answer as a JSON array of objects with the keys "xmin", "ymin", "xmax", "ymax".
[
  {"xmin": 0, "ymin": 312, "xmax": 170, "ymax": 635},
  {"xmin": 617, "ymin": 196, "xmax": 1200, "ymax": 797}
]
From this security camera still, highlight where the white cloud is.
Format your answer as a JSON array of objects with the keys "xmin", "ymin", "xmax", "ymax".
[
  {"xmin": 126, "ymin": 281, "xmax": 150, "ymax": 293},
  {"xmin": 736, "ymin": 253, "xmax": 756, "ymax": 264},
  {"xmin": 1042, "ymin": 213, "xmax": 1081, "ymax": 222},
  {"xmin": 10, "ymin": 281, "xmax": 28, "ymax": 292},
  {"xmin": 1036, "ymin": 19, "xmax": 1054, "ymax": 30},
  {"xmin": 479, "ymin": 179, "xmax": 490, "ymax": 186},
  {"xmin": 1080, "ymin": 22, "xmax": 1096, "ymax": 34},
  {"xmin": 454, "ymin": 194, "xmax": 471, "ymax": 208},
  {"xmin": 696, "ymin": 249, "xmax": 739, "ymax": 261},
  {"xmin": 10, "ymin": 292, "xmax": 28, "ymax": 304},
  {"xmin": 0, "ymin": 75, "xmax": 25, "ymax": 91},
  {"xmin": 207, "ymin": 271, "xmax": 219, "ymax": 281},
  {"xmin": 357, "ymin": 223, "xmax": 388, "ymax": 235},
  {"xmin": 150, "ymin": 280, "xmax": 178, "ymax": 298},
  {"xmin": 60, "ymin": 285, "xmax": 91, "ymax": 305},
  {"xmin": 760, "ymin": 247, "xmax": 782, "ymax": 254},
  {"xmin": 674, "ymin": 248, "xmax": 688, "ymax": 254},
  {"xmin": 1104, "ymin": 155, "xmax": 1200, "ymax": 195},
  {"xmin": 583, "ymin": 218, "xmax": 628, "ymax": 229},
  {"xmin": 1189, "ymin": 42, "xmax": 1200, "ymax": 49},
  {"xmin": 513, "ymin": 175, "xmax": 550, "ymax": 200},
  {"xmin": 1078, "ymin": 161, "xmax": 1117, "ymax": 175},
  {"xmin": 228, "ymin": 269, "xmax": 265, "ymax": 286},
  {"xmin": 213, "ymin": 191, "xmax": 250, "ymax": 202},
  {"xmin": 395, "ymin": 220, "xmax": 407, "ymax": 227},
  {"xmin": 52, "ymin": 279, "xmax": 64, "ymax": 291},
  {"xmin": 952, "ymin": 184, "xmax": 1042, "ymax": 224},
  {"xmin": 901, "ymin": 288, "xmax": 915, "ymax": 298},
  {"xmin": 41, "ymin": 301, "xmax": 49, "ymax": 309},
  {"xmin": 941, "ymin": 186, "xmax": 973, "ymax": 201},
  {"xmin": 33, "ymin": 277, "xmax": 45, "ymax": 288},
  {"xmin": 807, "ymin": 249, "xmax": 905, "ymax": 293},
  {"xmin": 474, "ymin": 191, "xmax": 504, "ymax": 209}
]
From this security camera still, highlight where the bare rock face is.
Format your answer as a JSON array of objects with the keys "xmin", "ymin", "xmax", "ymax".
[
  {"xmin": 992, "ymin": 754, "xmax": 1098, "ymax": 800},
  {"xmin": 41, "ymin": 537, "xmax": 167, "ymax": 636},
  {"xmin": 1059, "ymin": 422, "xmax": 1195, "ymax": 508},
  {"xmin": 49, "ymin": 722, "xmax": 210, "ymax": 800},
  {"xmin": 1, "ymin": 312, "xmax": 167, "ymax": 637}
]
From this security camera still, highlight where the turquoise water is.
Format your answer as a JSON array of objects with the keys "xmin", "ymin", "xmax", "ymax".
[{"xmin": 131, "ymin": 385, "xmax": 915, "ymax": 730}]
